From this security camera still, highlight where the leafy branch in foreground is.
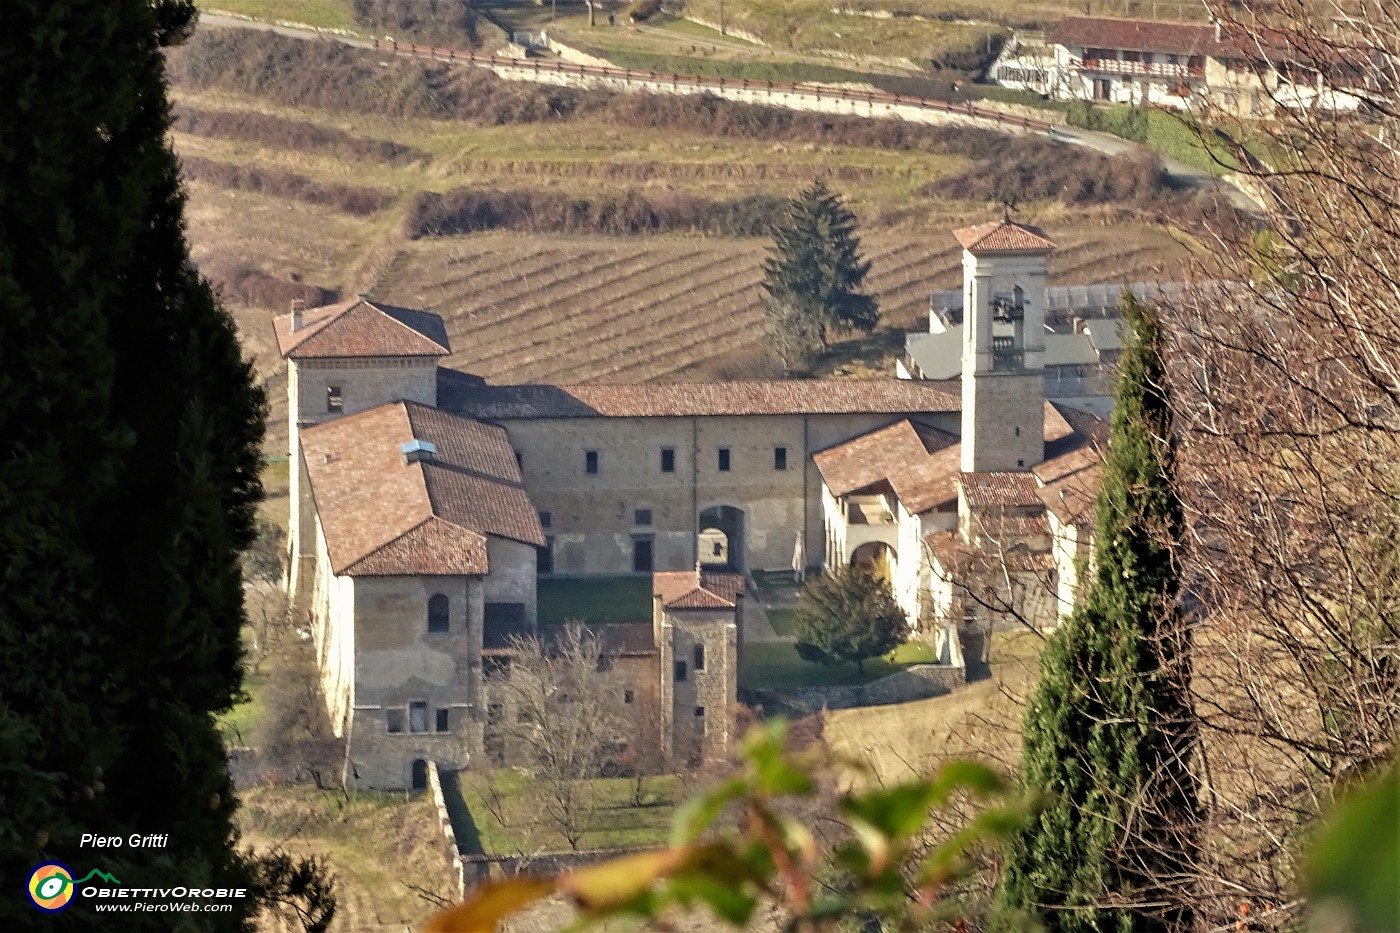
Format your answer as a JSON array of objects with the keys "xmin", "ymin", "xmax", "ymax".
[{"xmin": 426, "ymin": 719, "xmax": 1035, "ymax": 932}]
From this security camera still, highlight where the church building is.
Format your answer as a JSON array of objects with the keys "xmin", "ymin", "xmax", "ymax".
[{"xmin": 277, "ymin": 218, "xmax": 1104, "ymax": 790}]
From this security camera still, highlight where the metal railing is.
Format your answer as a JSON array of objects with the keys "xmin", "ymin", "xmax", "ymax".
[{"xmin": 1078, "ymin": 56, "xmax": 1203, "ymax": 78}]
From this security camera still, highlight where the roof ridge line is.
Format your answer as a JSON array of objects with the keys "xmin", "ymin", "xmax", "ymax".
[{"xmin": 362, "ymin": 299, "xmax": 450, "ymax": 354}]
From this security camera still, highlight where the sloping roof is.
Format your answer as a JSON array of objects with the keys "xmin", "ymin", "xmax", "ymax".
[
  {"xmin": 1050, "ymin": 16, "xmax": 1220, "ymax": 56},
  {"xmin": 959, "ymin": 471, "xmax": 1044, "ymax": 508},
  {"xmin": 926, "ymin": 530, "xmax": 1055, "ymax": 574},
  {"xmin": 815, "ymin": 404, "xmax": 1075, "ymax": 515},
  {"xmin": 953, "ymin": 219, "xmax": 1056, "ymax": 254},
  {"xmin": 274, "ymin": 297, "xmax": 450, "ymax": 360},
  {"xmin": 440, "ymin": 379, "xmax": 962, "ymax": 420},
  {"xmin": 653, "ymin": 570, "xmax": 738, "ymax": 611},
  {"xmin": 813, "ymin": 419, "xmax": 958, "ymax": 498},
  {"xmin": 301, "ymin": 401, "xmax": 543, "ymax": 576},
  {"xmin": 1034, "ymin": 438, "xmax": 1103, "ymax": 527}
]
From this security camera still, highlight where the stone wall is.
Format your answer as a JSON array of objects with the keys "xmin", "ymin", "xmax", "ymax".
[
  {"xmin": 747, "ymin": 663, "xmax": 967, "ymax": 714},
  {"xmin": 427, "ymin": 762, "xmax": 468, "ymax": 901}
]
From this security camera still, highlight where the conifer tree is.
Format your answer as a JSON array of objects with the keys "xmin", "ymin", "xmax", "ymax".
[
  {"xmin": 761, "ymin": 180, "xmax": 878, "ymax": 368},
  {"xmin": 994, "ymin": 295, "xmax": 1200, "ymax": 932},
  {"xmin": 0, "ymin": 2, "xmax": 308, "ymax": 928}
]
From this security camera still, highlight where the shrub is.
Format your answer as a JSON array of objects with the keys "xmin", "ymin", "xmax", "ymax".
[
  {"xmin": 199, "ymin": 259, "xmax": 339, "ymax": 310},
  {"xmin": 170, "ymin": 104, "xmax": 426, "ymax": 165},
  {"xmin": 179, "ymin": 156, "xmax": 393, "ymax": 216},
  {"xmin": 626, "ymin": 0, "xmax": 662, "ymax": 23},
  {"xmin": 403, "ymin": 187, "xmax": 786, "ymax": 238},
  {"xmin": 350, "ymin": 0, "xmax": 480, "ymax": 48}
]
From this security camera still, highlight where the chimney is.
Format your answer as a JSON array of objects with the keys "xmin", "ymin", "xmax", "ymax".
[
  {"xmin": 401, "ymin": 439, "xmax": 437, "ymax": 465},
  {"xmin": 290, "ymin": 298, "xmax": 307, "ymax": 332}
]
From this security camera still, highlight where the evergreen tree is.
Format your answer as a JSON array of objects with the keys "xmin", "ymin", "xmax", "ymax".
[
  {"xmin": 761, "ymin": 180, "xmax": 878, "ymax": 368},
  {"xmin": 793, "ymin": 565, "xmax": 907, "ymax": 673},
  {"xmin": 994, "ymin": 295, "xmax": 1200, "ymax": 932},
  {"xmin": 0, "ymin": 2, "xmax": 318, "ymax": 928}
]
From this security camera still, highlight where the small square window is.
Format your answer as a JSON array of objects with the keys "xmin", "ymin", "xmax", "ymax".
[
  {"xmin": 435, "ymin": 708, "xmax": 450, "ymax": 733},
  {"xmin": 717, "ymin": 448, "xmax": 731, "ymax": 472},
  {"xmin": 694, "ymin": 706, "xmax": 705, "ymax": 717},
  {"xmin": 539, "ymin": 511, "xmax": 552, "ymax": 529},
  {"xmin": 774, "ymin": 447, "xmax": 788, "ymax": 470},
  {"xmin": 409, "ymin": 701, "xmax": 429, "ymax": 734},
  {"xmin": 326, "ymin": 386, "xmax": 343, "ymax": 413},
  {"xmin": 585, "ymin": 450, "xmax": 599, "ymax": 474},
  {"xmin": 660, "ymin": 448, "xmax": 676, "ymax": 473},
  {"xmin": 674, "ymin": 660, "xmax": 688, "ymax": 682},
  {"xmin": 634, "ymin": 509, "xmax": 652, "ymax": 526},
  {"xmin": 386, "ymin": 709, "xmax": 405, "ymax": 734},
  {"xmin": 623, "ymin": 689, "xmax": 634, "ymax": 704}
]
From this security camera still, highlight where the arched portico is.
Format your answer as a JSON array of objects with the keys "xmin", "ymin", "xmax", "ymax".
[
  {"xmin": 850, "ymin": 541, "xmax": 896, "ymax": 584},
  {"xmin": 698, "ymin": 505, "xmax": 745, "ymax": 570}
]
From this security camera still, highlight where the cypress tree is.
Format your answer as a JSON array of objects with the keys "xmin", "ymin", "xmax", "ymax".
[
  {"xmin": 994, "ymin": 295, "xmax": 1201, "ymax": 932},
  {"xmin": 760, "ymin": 179, "xmax": 878, "ymax": 365},
  {"xmin": 0, "ymin": 1, "xmax": 273, "ymax": 927}
]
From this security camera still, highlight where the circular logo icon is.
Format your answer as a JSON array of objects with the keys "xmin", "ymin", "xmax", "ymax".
[{"xmin": 27, "ymin": 863, "xmax": 76, "ymax": 913}]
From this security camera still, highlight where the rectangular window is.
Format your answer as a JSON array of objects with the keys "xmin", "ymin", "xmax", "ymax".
[
  {"xmin": 694, "ymin": 644, "xmax": 706, "ymax": 671},
  {"xmin": 717, "ymin": 448, "xmax": 731, "ymax": 472},
  {"xmin": 585, "ymin": 450, "xmax": 599, "ymax": 474},
  {"xmin": 386, "ymin": 709, "xmax": 405, "ymax": 734},
  {"xmin": 674, "ymin": 660, "xmax": 688, "ymax": 682},
  {"xmin": 514, "ymin": 450, "xmax": 523, "ymax": 469},
  {"xmin": 326, "ymin": 386, "xmax": 343, "ymax": 413},
  {"xmin": 774, "ymin": 447, "xmax": 788, "ymax": 471},
  {"xmin": 623, "ymin": 689, "xmax": 634, "ymax": 704},
  {"xmin": 409, "ymin": 701, "xmax": 429, "ymax": 734},
  {"xmin": 634, "ymin": 509, "xmax": 652, "ymax": 526},
  {"xmin": 537, "ymin": 536, "xmax": 554, "ymax": 575},
  {"xmin": 487, "ymin": 703, "xmax": 503, "ymax": 724},
  {"xmin": 539, "ymin": 511, "xmax": 552, "ymax": 529},
  {"xmin": 660, "ymin": 448, "xmax": 676, "ymax": 473},
  {"xmin": 434, "ymin": 708, "xmax": 450, "ymax": 733}
]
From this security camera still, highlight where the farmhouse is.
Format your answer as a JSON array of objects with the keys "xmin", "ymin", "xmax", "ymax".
[
  {"xmin": 991, "ymin": 15, "xmax": 1370, "ymax": 114},
  {"xmin": 278, "ymin": 217, "xmax": 1104, "ymax": 790}
]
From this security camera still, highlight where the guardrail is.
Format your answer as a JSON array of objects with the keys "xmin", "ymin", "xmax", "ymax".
[{"xmin": 371, "ymin": 38, "xmax": 1056, "ymax": 135}]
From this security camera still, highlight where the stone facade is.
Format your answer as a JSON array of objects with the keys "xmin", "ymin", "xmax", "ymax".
[{"xmin": 654, "ymin": 595, "xmax": 741, "ymax": 763}]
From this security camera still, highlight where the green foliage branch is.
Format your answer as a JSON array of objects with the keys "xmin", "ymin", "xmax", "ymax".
[{"xmin": 793, "ymin": 565, "xmax": 908, "ymax": 673}]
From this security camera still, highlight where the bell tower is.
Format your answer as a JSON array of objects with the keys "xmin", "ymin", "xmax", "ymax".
[{"xmin": 953, "ymin": 217, "xmax": 1055, "ymax": 472}]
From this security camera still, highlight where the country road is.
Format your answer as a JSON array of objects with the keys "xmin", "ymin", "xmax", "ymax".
[{"xmin": 198, "ymin": 11, "xmax": 1264, "ymax": 212}]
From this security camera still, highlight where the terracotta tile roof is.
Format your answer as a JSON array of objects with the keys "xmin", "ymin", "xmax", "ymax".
[
  {"xmin": 301, "ymin": 401, "xmax": 543, "ymax": 576},
  {"xmin": 1035, "ymin": 445, "xmax": 1102, "ymax": 527},
  {"xmin": 813, "ymin": 419, "xmax": 958, "ymax": 498},
  {"xmin": 959, "ymin": 472, "xmax": 1043, "ymax": 508},
  {"xmin": 441, "ymin": 379, "xmax": 962, "ymax": 420},
  {"xmin": 653, "ymin": 570, "xmax": 738, "ymax": 611},
  {"xmin": 815, "ymin": 405, "xmax": 1072, "ymax": 515},
  {"xmin": 926, "ymin": 530, "xmax": 1055, "ymax": 573},
  {"xmin": 953, "ymin": 219, "xmax": 1056, "ymax": 254},
  {"xmin": 274, "ymin": 297, "xmax": 449, "ymax": 360},
  {"xmin": 1049, "ymin": 16, "xmax": 1221, "ymax": 56}
]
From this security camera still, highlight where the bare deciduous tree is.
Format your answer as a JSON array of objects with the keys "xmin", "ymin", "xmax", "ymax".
[{"xmin": 491, "ymin": 623, "xmax": 625, "ymax": 850}]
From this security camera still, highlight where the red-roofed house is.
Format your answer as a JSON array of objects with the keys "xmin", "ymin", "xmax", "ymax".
[{"xmin": 990, "ymin": 15, "xmax": 1369, "ymax": 114}]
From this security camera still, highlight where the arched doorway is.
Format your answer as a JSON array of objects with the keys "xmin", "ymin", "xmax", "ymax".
[
  {"xmin": 697, "ymin": 505, "xmax": 744, "ymax": 570},
  {"xmin": 411, "ymin": 758, "xmax": 429, "ymax": 791},
  {"xmin": 850, "ymin": 541, "xmax": 896, "ymax": 585}
]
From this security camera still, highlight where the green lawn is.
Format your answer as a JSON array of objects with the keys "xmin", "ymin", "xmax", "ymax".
[
  {"xmin": 766, "ymin": 607, "xmax": 798, "ymax": 637},
  {"xmin": 537, "ymin": 576, "xmax": 653, "ymax": 625},
  {"xmin": 201, "ymin": 0, "xmax": 362, "ymax": 32},
  {"xmin": 450, "ymin": 771, "xmax": 678, "ymax": 855},
  {"xmin": 741, "ymin": 640, "xmax": 937, "ymax": 690}
]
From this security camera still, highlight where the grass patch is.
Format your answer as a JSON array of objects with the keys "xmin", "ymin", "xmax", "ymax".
[
  {"xmin": 451, "ymin": 770, "xmax": 678, "ymax": 854},
  {"xmin": 537, "ymin": 576, "xmax": 653, "ymax": 625},
  {"xmin": 767, "ymin": 608, "xmax": 798, "ymax": 637},
  {"xmin": 741, "ymin": 639, "xmax": 937, "ymax": 690},
  {"xmin": 1065, "ymin": 102, "xmax": 1240, "ymax": 175},
  {"xmin": 216, "ymin": 669, "xmax": 265, "ymax": 746},
  {"xmin": 201, "ymin": 0, "xmax": 361, "ymax": 32},
  {"xmin": 575, "ymin": 44, "xmax": 881, "ymax": 87}
]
